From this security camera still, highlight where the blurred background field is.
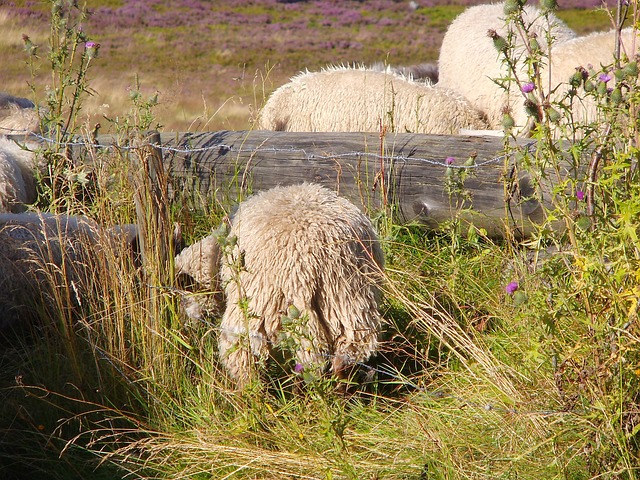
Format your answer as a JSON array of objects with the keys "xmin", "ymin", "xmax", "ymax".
[{"xmin": 0, "ymin": 0, "xmax": 622, "ymax": 132}]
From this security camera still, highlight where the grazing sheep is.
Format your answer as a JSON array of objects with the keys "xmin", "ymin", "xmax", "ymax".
[
  {"xmin": 217, "ymin": 183, "xmax": 384, "ymax": 387},
  {"xmin": 257, "ymin": 66, "xmax": 488, "ymax": 134},
  {"xmin": 175, "ymin": 232, "xmax": 224, "ymax": 321},
  {"xmin": 0, "ymin": 212, "xmax": 138, "ymax": 329},
  {"xmin": 438, "ymin": 2, "xmax": 577, "ymax": 130},
  {"xmin": 0, "ymin": 92, "xmax": 40, "ymax": 135},
  {"xmin": 0, "ymin": 136, "xmax": 40, "ymax": 213},
  {"xmin": 547, "ymin": 28, "xmax": 638, "ymax": 124},
  {"xmin": 369, "ymin": 61, "xmax": 439, "ymax": 84}
]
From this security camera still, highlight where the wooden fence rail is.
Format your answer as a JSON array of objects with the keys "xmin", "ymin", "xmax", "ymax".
[
  {"xmin": 159, "ymin": 130, "xmax": 543, "ymax": 238},
  {"xmin": 28, "ymin": 130, "xmax": 552, "ymax": 237}
]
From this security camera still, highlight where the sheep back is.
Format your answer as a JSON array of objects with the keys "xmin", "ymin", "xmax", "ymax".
[
  {"xmin": 218, "ymin": 183, "xmax": 384, "ymax": 386},
  {"xmin": 548, "ymin": 28, "xmax": 638, "ymax": 124},
  {"xmin": 0, "ymin": 92, "xmax": 40, "ymax": 135},
  {"xmin": 0, "ymin": 137, "xmax": 38, "ymax": 212},
  {"xmin": 438, "ymin": 2, "xmax": 577, "ymax": 129},
  {"xmin": 257, "ymin": 66, "xmax": 488, "ymax": 134},
  {"xmin": 0, "ymin": 213, "xmax": 136, "ymax": 329}
]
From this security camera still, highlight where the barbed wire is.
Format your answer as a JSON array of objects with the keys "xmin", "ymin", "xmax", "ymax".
[{"xmin": 1, "ymin": 126, "xmax": 536, "ymax": 171}]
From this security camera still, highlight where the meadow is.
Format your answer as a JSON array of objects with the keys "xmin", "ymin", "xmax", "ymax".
[
  {"xmin": 1, "ymin": 0, "xmax": 640, "ymax": 479},
  {"xmin": 0, "ymin": 0, "xmax": 622, "ymax": 131}
]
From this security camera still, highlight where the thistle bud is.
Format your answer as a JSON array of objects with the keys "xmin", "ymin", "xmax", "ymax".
[
  {"xmin": 596, "ymin": 80, "xmax": 608, "ymax": 95},
  {"xmin": 545, "ymin": 106, "xmax": 561, "ymax": 123},
  {"xmin": 502, "ymin": 112, "xmax": 515, "ymax": 129},
  {"xmin": 464, "ymin": 153, "xmax": 477, "ymax": 167},
  {"xmin": 503, "ymin": 0, "xmax": 521, "ymax": 15},
  {"xmin": 540, "ymin": 0, "xmax": 558, "ymax": 11},
  {"xmin": 22, "ymin": 34, "xmax": 37, "ymax": 56},
  {"xmin": 529, "ymin": 35, "xmax": 540, "ymax": 53},
  {"xmin": 51, "ymin": 0, "xmax": 63, "ymax": 15},
  {"xmin": 584, "ymin": 80, "xmax": 595, "ymax": 93},
  {"xmin": 614, "ymin": 68, "xmax": 626, "ymax": 81},
  {"xmin": 569, "ymin": 70, "xmax": 584, "ymax": 87},
  {"xmin": 287, "ymin": 304, "xmax": 301, "ymax": 319},
  {"xmin": 488, "ymin": 29, "xmax": 508, "ymax": 53},
  {"xmin": 610, "ymin": 87, "xmax": 623, "ymax": 104},
  {"xmin": 513, "ymin": 290, "xmax": 528, "ymax": 305},
  {"xmin": 623, "ymin": 61, "xmax": 638, "ymax": 78}
]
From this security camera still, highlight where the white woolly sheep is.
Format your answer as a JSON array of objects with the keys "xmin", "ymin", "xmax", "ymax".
[
  {"xmin": 217, "ymin": 183, "xmax": 384, "ymax": 387},
  {"xmin": 175, "ymin": 232, "xmax": 224, "ymax": 321},
  {"xmin": 0, "ymin": 212, "xmax": 138, "ymax": 329},
  {"xmin": 546, "ymin": 28, "xmax": 638, "ymax": 125},
  {"xmin": 257, "ymin": 66, "xmax": 488, "ymax": 134},
  {"xmin": 437, "ymin": 2, "xmax": 577, "ymax": 131},
  {"xmin": 0, "ymin": 136, "xmax": 40, "ymax": 213},
  {"xmin": 369, "ymin": 61, "xmax": 439, "ymax": 84},
  {"xmin": 0, "ymin": 92, "xmax": 40, "ymax": 135}
]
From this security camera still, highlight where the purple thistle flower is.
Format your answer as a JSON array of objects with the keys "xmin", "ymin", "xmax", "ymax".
[
  {"xmin": 85, "ymin": 41, "xmax": 100, "ymax": 59},
  {"xmin": 598, "ymin": 72, "xmax": 612, "ymax": 83},
  {"xmin": 521, "ymin": 82, "xmax": 535, "ymax": 93},
  {"xmin": 576, "ymin": 190, "xmax": 585, "ymax": 201},
  {"xmin": 445, "ymin": 156, "xmax": 455, "ymax": 165},
  {"xmin": 505, "ymin": 281, "xmax": 519, "ymax": 295},
  {"xmin": 294, "ymin": 363, "xmax": 304, "ymax": 373}
]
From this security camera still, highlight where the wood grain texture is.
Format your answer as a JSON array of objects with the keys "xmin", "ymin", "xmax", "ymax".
[{"xmin": 22, "ymin": 130, "xmax": 558, "ymax": 237}]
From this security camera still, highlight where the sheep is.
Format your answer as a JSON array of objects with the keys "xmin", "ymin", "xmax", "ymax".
[
  {"xmin": 0, "ymin": 212, "xmax": 138, "ymax": 330},
  {"xmin": 257, "ymin": 66, "xmax": 488, "ymax": 134},
  {"xmin": 215, "ymin": 183, "xmax": 385, "ymax": 387},
  {"xmin": 369, "ymin": 61, "xmax": 439, "ymax": 84},
  {"xmin": 0, "ymin": 92, "xmax": 40, "ymax": 135},
  {"xmin": 546, "ymin": 28, "xmax": 638, "ymax": 125},
  {"xmin": 0, "ymin": 136, "xmax": 40, "ymax": 213},
  {"xmin": 437, "ymin": 3, "xmax": 577, "ymax": 131}
]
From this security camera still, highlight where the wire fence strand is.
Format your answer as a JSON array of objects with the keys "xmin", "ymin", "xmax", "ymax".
[{"xmin": 1, "ymin": 126, "xmax": 536, "ymax": 171}]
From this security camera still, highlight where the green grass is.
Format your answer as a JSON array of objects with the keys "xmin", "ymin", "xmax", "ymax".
[{"xmin": 2, "ymin": 1, "xmax": 640, "ymax": 479}]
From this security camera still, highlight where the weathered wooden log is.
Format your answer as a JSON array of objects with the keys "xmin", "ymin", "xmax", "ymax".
[
  {"xmin": 17, "ymin": 130, "xmax": 552, "ymax": 237},
  {"xmin": 156, "ymin": 130, "xmax": 542, "ymax": 238}
]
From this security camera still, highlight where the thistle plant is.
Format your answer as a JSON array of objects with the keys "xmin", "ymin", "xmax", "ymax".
[
  {"xmin": 23, "ymin": 0, "xmax": 100, "ymax": 212},
  {"xmin": 495, "ymin": 0, "xmax": 640, "ymax": 475}
]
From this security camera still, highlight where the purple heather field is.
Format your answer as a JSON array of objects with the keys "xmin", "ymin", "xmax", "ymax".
[{"xmin": 2, "ymin": 0, "xmax": 622, "ymax": 130}]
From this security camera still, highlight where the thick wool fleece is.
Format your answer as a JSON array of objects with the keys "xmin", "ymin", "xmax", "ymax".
[
  {"xmin": 257, "ymin": 66, "xmax": 488, "ymax": 134},
  {"xmin": 0, "ymin": 137, "xmax": 39, "ymax": 213},
  {"xmin": 547, "ymin": 28, "xmax": 638, "ymax": 125},
  {"xmin": 438, "ymin": 2, "xmax": 577, "ymax": 130},
  {"xmin": 0, "ymin": 212, "xmax": 137, "ymax": 329},
  {"xmin": 218, "ymin": 183, "xmax": 384, "ymax": 387}
]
